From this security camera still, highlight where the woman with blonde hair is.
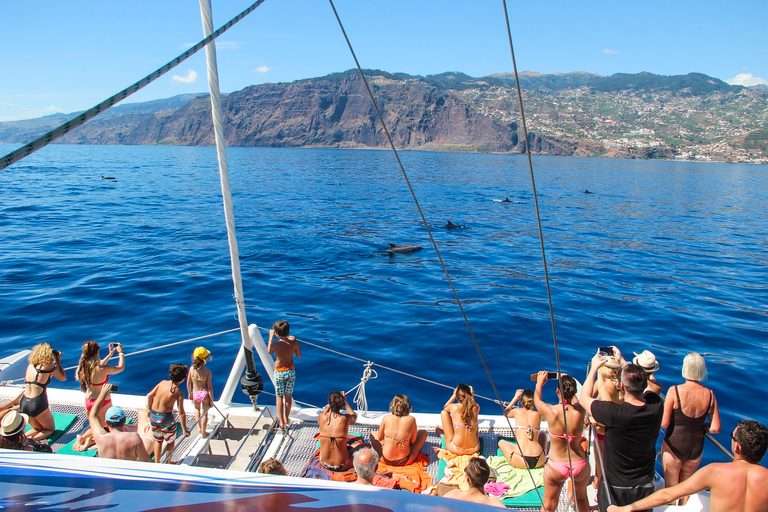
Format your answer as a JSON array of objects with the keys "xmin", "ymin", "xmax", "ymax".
[
  {"xmin": 498, "ymin": 389, "xmax": 546, "ymax": 469},
  {"xmin": 440, "ymin": 383, "xmax": 480, "ymax": 455},
  {"xmin": 661, "ymin": 352, "xmax": 720, "ymax": 506},
  {"xmin": 590, "ymin": 356, "xmax": 623, "ymax": 488},
  {"xmin": 20, "ymin": 343, "xmax": 66, "ymax": 440},
  {"xmin": 371, "ymin": 394, "xmax": 427, "ymax": 465},
  {"xmin": 76, "ymin": 341, "xmax": 124, "ymax": 427}
]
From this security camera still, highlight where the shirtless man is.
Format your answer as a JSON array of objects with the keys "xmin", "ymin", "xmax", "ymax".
[
  {"xmin": 608, "ymin": 420, "xmax": 768, "ymax": 512},
  {"xmin": 443, "ymin": 457, "xmax": 505, "ymax": 508},
  {"xmin": 317, "ymin": 390, "xmax": 357, "ymax": 471},
  {"xmin": 87, "ymin": 384, "xmax": 151, "ymax": 462},
  {"xmin": 147, "ymin": 363, "xmax": 190, "ymax": 463},
  {"xmin": 267, "ymin": 320, "xmax": 301, "ymax": 429},
  {"xmin": 353, "ymin": 446, "xmax": 379, "ymax": 485}
]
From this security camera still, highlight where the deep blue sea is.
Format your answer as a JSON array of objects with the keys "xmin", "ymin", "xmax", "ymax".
[{"xmin": 1, "ymin": 143, "xmax": 766, "ymax": 466}]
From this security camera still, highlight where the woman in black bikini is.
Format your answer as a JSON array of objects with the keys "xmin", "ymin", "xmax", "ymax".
[
  {"xmin": 20, "ymin": 343, "xmax": 66, "ymax": 440},
  {"xmin": 661, "ymin": 352, "xmax": 720, "ymax": 506},
  {"xmin": 317, "ymin": 390, "xmax": 357, "ymax": 471},
  {"xmin": 498, "ymin": 389, "xmax": 546, "ymax": 469},
  {"xmin": 371, "ymin": 394, "xmax": 427, "ymax": 465}
]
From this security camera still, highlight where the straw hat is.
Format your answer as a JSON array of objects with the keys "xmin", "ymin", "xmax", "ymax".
[
  {"xmin": 604, "ymin": 356, "xmax": 621, "ymax": 369},
  {"xmin": 633, "ymin": 350, "xmax": 660, "ymax": 373},
  {"xmin": 1, "ymin": 410, "xmax": 28, "ymax": 437},
  {"xmin": 193, "ymin": 347, "xmax": 211, "ymax": 360}
]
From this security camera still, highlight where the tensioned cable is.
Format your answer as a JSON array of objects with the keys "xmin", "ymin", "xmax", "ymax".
[
  {"xmin": 0, "ymin": 0, "xmax": 268, "ymax": 172},
  {"xmin": 327, "ymin": 0, "xmax": 510, "ymax": 418},
  {"xmin": 501, "ymin": 1, "xmax": 576, "ymax": 510},
  {"xmin": 328, "ymin": 0, "xmax": 544, "ymax": 505}
]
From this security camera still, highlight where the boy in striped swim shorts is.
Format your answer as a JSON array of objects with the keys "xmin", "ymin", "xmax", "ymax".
[
  {"xmin": 267, "ymin": 320, "xmax": 302, "ymax": 429},
  {"xmin": 147, "ymin": 363, "xmax": 190, "ymax": 463}
]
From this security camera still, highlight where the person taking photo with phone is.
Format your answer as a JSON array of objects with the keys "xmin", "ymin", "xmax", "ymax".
[{"xmin": 76, "ymin": 341, "xmax": 125, "ymax": 427}]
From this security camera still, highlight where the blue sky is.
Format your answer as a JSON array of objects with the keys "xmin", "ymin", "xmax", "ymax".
[{"xmin": 1, "ymin": 0, "xmax": 766, "ymax": 122}]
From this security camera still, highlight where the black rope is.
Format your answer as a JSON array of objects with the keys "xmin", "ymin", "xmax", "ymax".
[
  {"xmin": 500, "ymin": 1, "xmax": 575, "ymax": 510},
  {"xmin": 0, "ymin": 0, "xmax": 268, "ymax": 171},
  {"xmin": 327, "ymin": 0, "xmax": 510, "ymax": 418}
]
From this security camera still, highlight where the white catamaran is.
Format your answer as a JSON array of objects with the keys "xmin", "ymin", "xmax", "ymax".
[{"xmin": 0, "ymin": 1, "xmax": 726, "ymax": 511}]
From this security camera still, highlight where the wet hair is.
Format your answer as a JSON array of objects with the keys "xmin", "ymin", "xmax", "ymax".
[
  {"xmin": 520, "ymin": 389, "xmax": 535, "ymax": 410},
  {"xmin": 28, "ymin": 343, "xmax": 55, "ymax": 366},
  {"xmin": 389, "ymin": 394, "xmax": 412, "ymax": 417},
  {"xmin": 734, "ymin": 420, "xmax": 768, "ymax": 464},
  {"xmin": 464, "ymin": 457, "xmax": 491, "ymax": 489},
  {"xmin": 456, "ymin": 383, "xmax": 477, "ymax": 426},
  {"xmin": 76, "ymin": 341, "xmax": 100, "ymax": 391},
  {"xmin": 328, "ymin": 390, "xmax": 345, "ymax": 414},
  {"xmin": 273, "ymin": 320, "xmax": 290, "ymax": 337},
  {"xmin": 559, "ymin": 375, "xmax": 578, "ymax": 402},
  {"xmin": 621, "ymin": 364, "xmax": 648, "ymax": 394},
  {"xmin": 682, "ymin": 352, "xmax": 707, "ymax": 381},
  {"xmin": 257, "ymin": 457, "xmax": 287, "ymax": 475},
  {"xmin": 353, "ymin": 446, "xmax": 379, "ymax": 481},
  {"xmin": 106, "ymin": 417, "xmax": 126, "ymax": 429},
  {"xmin": 169, "ymin": 363, "xmax": 189, "ymax": 384}
]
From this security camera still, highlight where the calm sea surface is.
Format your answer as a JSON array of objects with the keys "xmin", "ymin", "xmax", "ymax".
[{"xmin": 1, "ymin": 144, "xmax": 766, "ymax": 465}]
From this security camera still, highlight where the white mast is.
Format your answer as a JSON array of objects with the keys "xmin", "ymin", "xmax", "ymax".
[{"xmin": 198, "ymin": 0, "xmax": 263, "ymax": 406}]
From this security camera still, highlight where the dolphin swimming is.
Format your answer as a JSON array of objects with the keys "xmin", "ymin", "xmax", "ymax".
[
  {"xmin": 386, "ymin": 243, "xmax": 423, "ymax": 254},
  {"xmin": 444, "ymin": 220, "xmax": 465, "ymax": 229},
  {"xmin": 583, "ymin": 189, "xmax": 595, "ymax": 194}
]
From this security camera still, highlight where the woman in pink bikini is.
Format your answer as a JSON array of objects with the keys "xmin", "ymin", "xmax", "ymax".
[
  {"xmin": 76, "ymin": 341, "xmax": 124, "ymax": 427},
  {"xmin": 534, "ymin": 371, "xmax": 590, "ymax": 512},
  {"xmin": 440, "ymin": 383, "xmax": 480, "ymax": 455},
  {"xmin": 187, "ymin": 347, "xmax": 214, "ymax": 435}
]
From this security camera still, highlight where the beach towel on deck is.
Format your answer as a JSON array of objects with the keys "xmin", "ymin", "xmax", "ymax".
[
  {"xmin": 436, "ymin": 449, "xmax": 478, "ymax": 489},
  {"xmin": 376, "ymin": 452, "xmax": 432, "ymax": 493},
  {"xmin": 300, "ymin": 434, "xmax": 365, "ymax": 480},
  {"xmin": 486, "ymin": 455, "xmax": 544, "ymax": 499},
  {"xmin": 24, "ymin": 412, "xmax": 77, "ymax": 444}
]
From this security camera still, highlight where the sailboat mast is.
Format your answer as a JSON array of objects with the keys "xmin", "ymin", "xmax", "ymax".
[{"xmin": 198, "ymin": 0, "xmax": 263, "ymax": 405}]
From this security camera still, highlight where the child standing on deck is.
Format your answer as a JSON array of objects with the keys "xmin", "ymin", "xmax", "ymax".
[
  {"xmin": 267, "ymin": 320, "xmax": 301, "ymax": 429},
  {"xmin": 147, "ymin": 363, "xmax": 190, "ymax": 463},
  {"xmin": 187, "ymin": 347, "xmax": 214, "ymax": 435}
]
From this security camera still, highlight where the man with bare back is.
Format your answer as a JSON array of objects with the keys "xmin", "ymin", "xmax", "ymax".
[
  {"xmin": 87, "ymin": 384, "xmax": 151, "ymax": 462},
  {"xmin": 267, "ymin": 320, "xmax": 301, "ymax": 429},
  {"xmin": 147, "ymin": 363, "xmax": 190, "ymax": 463},
  {"xmin": 608, "ymin": 420, "xmax": 768, "ymax": 512}
]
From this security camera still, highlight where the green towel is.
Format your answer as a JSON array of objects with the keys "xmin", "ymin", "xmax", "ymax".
[
  {"xmin": 56, "ymin": 417, "xmax": 134, "ymax": 457},
  {"xmin": 56, "ymin": 436, "xmax": 97, "ymax": 457},
  {"xmin": 24, "ymin": 412, "xmax": 77, "ymax": 444}
]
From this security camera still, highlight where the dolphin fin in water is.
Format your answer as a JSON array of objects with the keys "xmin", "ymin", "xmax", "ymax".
[{"xmin": 386, "ymin": 243, "xmax": 423, "ymax": 254}]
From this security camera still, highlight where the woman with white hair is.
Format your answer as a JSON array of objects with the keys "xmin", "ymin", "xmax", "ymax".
[{"xmin": 661, "ymin": 352, "xmax": 721, "ymax": 506}]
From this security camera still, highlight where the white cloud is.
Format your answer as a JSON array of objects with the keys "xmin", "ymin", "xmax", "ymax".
[
  {"xmin": 726, "ymin": 73, "xmax": 768, "ymax": 87},
  {"xmin": 172, "ymin": 70, "xmax": 200, "ymax": 84},
  {"xmin": 215, "ymin": 41, "xmax": 242, "ymax": 50},
  {"xmin": 603, "ymin": 49, "xmax": 619, "ymax": 55},
  {"xmin": 0, "ymin": 102, "xmax": 14, "ymax": 107},
  {"xmin": 255, "ymin": 65, "xmax": 271, "ymax": 74}
]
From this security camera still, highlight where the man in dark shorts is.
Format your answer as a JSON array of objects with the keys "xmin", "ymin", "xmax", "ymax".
[
  {"xmin": 580, "ymin": 354, "xmax": 663, "ymax": 512},
  {"xmin": 608, "ymin": 420, "xmax": 768, "ymax": 512}
]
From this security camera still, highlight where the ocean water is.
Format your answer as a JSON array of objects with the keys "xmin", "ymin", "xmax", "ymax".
[{"xmin": 1, "ymin": 143, "xmax": 766, "ymax": 466}]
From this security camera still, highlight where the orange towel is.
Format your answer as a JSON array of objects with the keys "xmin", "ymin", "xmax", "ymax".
[
  {"xmin": 437, "ymin": 449, "xmax": 476, "ymax": 490},
  {"xmin": 376, "ymin": 452, "xmax": 432, "ymax": 493}
]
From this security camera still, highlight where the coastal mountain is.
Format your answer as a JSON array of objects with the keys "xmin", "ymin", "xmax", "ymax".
[{"xmin": 0, "ymin": 71, "xmax": 765, "ymax": 162}]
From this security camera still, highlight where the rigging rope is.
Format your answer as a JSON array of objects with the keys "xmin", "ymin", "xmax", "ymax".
[
  {"xmin": 326, "ymin": 0, "xmax": 511, "ymax": 420},
  {"xmin": 328, "ymin": 0, "xmax": 544, "ymax": 504},
  {"xmin": 500, "ymin": 0, "xmax": 571, "ymax": 508},
  {"xmin": 0, "ymin": 0, "xmax": 267, "ymax": 172}
]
